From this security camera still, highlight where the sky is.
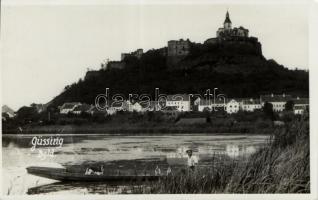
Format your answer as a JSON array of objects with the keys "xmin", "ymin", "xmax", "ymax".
[{"xmin": 1, "ymin": 2, "xmax": 309, "ymax": 110}]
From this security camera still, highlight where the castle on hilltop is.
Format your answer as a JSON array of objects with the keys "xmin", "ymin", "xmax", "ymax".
[
  {"xmin": 84, "ymin": 10, "xmax": 261, "ymax": 76},
  {"xmin": 216, "ymin": 10, "xmax": 249, "ymax": 38},
  {"xmin": 167, "ymin": 10, "xmax": 258, "ymax": 57},
  {"xmin": 205, "ymin": 10, "xmax": 258, "ymax": 44}
]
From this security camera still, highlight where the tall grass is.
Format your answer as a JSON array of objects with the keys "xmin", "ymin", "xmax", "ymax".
[{"xmin": 135, "ymin": 118, "xmax": 309, "ymax": 194}]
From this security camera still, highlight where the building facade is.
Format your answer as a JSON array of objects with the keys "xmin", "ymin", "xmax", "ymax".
[
  {"xmin": 240, "ymin": 99, "xmax": 262, "ymax": 112},
  {"xmin": 167, "ymin": 39, "xmax": 191, "ymax": 56},
  {"xmin": 166, "ymin": 94, "xmax": 191, "ymax": 112},
  {"xmin": 59, "ymin": 102, "xmax": 82, "ymax": 114},
  {"xmin": 260, "ymin": 94, "xmax": 292, "ymax": 112},
  {"xmin": 293, "ymin": 97, "xmax": 309, "ymax": 115},
  {"xmin": 194, "ymin": 98, "xmax": 227, "ymax": 112}
]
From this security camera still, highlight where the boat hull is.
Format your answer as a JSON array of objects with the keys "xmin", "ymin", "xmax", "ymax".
[{"xmin": 26, "ymin": 167, "xmax": 161, "ymax": 182}]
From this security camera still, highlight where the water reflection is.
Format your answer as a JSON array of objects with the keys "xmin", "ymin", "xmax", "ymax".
[{"xmin": 2, "ymin": 134, "xmax": 269, "ymax": 195}]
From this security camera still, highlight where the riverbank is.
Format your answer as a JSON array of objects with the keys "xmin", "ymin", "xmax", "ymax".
[
  {"xmin": 3, "ymin": 110, "xmax": 283, "ymax": 134},
  {"xmin": 2, "ymin": 121, "xmax": 275, "ymax": 134},
  {"xmin": 67, "ymin": 118, "xmax": 309, "ymax": 194},
  {"xmin": 137, "ymin": 118, "xmax": 310, "ymax": 193}
]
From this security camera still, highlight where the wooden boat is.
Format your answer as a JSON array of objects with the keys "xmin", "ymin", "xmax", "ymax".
[{"xmin": 26, "ymin": 166, "xmax": 161, "ymax": 182}]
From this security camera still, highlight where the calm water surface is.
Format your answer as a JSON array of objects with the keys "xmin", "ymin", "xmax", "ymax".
[{"xmin": 2, "ymin": 133, "xmax": 270, "ymax": 195}]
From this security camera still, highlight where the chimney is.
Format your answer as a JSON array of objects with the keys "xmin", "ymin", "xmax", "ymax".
[
  {"xmin": 283, "ymin": 93, "xmax": 285, "ymax": 98},
  {"xmin": 271, "ymin": 93, "xmax": 274, "ymax": 97}
]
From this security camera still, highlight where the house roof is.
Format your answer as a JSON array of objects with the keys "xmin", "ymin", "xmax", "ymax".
[
  {"xmin": 73, "ymin": 104, "xmax": 92, "ymax": 112},
  {"xmin": 167, "ymin": 94, "xmax": 190, "ymax": 101},
  {"xmin": 260, "ymin": 94, "xmax": 292, "ymax": 102},
  {"xmin": 227, "ymin": 99, "xmax": 240, "ymax": 104},
  {"xmin": 241, "ymin": 99, "xmax": 261, "ymax": 105},
  {"xmin": 61, "ymin": 102, "xmax": 81, "ymax": 109},
  {"xmin": 293, "ymin": 98, "xmax": 309, "ymax": 105},
  {"xmin": 199, "ymin": 99, "xmax": 227, "ymax": 106},
  {"xmin": 294, "ymin": 105, "xmax": 306, "ymax": 110}
]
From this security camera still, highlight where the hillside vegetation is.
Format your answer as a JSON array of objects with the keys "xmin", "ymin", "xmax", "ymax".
[{"xmin": 51, "ymin": 41, "xmax": 308, "ymax": 107}]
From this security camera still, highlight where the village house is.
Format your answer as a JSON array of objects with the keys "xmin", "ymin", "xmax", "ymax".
[
  {"xmin": 140, "ymin": 101, "xmax": 161, "ymax": 112},
  {"xmin": 166, "ymin": 94, "xmax": 191, "ymax": 112},
  {"xmin": 59, "ymin": 102, "xmax": 81, "ymax": 114},
  {"xmin": 260, "ymin": 94, "xmax": 292, "ymax": 112},
  {"xmin": 294, "ymin": 106, "xmax": 306, "ymax": 115},
  {"xmin": 226, "ymin": 99, "xmax": 240, "ymax": 114},
  {"xmin": 293, "ymin": 97, "xmax": 309, "ymax": 115},
  {"xmin": 240, "ymin": 98, "xmax": 262, "ymax": 112},
  {"xmin": 72, "ymin": 104, "xmax": 92, "ymax": 115},
  {"xmin": 126, "ymin": 100, "xmax": 143, "ymax": 112},
  {"xmin": 194, "ymin": 97, "xmax": 227, "ymax": 112}
]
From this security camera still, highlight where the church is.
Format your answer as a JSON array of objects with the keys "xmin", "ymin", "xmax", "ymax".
[{"xmin": 205, "ymin": 10, "xmax": 252, "ymax": 44}]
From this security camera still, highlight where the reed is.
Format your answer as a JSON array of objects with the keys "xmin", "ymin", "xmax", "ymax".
[{"xmin": 131, "ymin": 118, "xmax": 310, "ymax": 194}]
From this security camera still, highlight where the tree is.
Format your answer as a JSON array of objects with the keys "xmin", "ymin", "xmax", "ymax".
[
  {"xmin": 285, "ymin": 100, "xmax": 294, "ymax": 111},
  {"xmin": 16, "ymin": 106, "xmax": 38, "ymax": 123},
  {"xmin": 263, "ymin": 102, "xmax": 275, "ymax": 120}
]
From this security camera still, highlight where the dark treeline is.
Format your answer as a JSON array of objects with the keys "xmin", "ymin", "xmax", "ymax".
[{"xmin": 51, "ymin": 42, "xmax": 309, "ymax": 107}]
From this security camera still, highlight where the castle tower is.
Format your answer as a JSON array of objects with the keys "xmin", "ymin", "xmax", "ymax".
[{"xmin": 224, "ymin": 10, "xmax": 232, "ymax": 30}]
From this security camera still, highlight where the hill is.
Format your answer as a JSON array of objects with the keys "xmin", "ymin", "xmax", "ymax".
[{"xmin": 50, "ymin": 40, "xmax": 308, "ymax": 108}]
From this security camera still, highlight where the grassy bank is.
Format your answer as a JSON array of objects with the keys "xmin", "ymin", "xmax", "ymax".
[
  {"xmin": 132, "ymin": 118, "xmax": 309, "ymax": 193},
  {"xmin": 3, "ymin": 122, "xmax": 274, "ymax": 134},
  {"xmin": 3, "ymin": 110, "xmax": 279, "ymax": 134}
]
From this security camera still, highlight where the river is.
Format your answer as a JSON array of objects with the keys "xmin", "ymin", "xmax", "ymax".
[{"xmin": 2, "ymin": 133, "xmax": 270, "ymax": 195}]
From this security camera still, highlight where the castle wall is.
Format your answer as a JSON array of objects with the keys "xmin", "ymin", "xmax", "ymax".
[
  {"xmin": 121, "ymin": 49, "xmax": 143, "ymax": 60},
  {"xmin": 108, "ymin": 61, "xmax": 125, "ymax": 70},
  {"xmin": 85, "ymin": 70, "xmax": 100, "ymax": 80},
  {"xmin": 167, "ymin": 39, "xmax": 190, "ymax": 56}
]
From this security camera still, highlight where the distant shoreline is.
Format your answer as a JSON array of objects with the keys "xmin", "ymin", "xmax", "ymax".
[{"xmin": 2, "ymin": 123, "xmax": 273, "ymax": 135}]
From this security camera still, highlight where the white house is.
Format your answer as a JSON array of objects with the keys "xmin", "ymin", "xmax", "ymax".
[
  {"xmin": 194, "ymin": 97, "xmax": 227, "ymax": 112},
  {"xmin": 166, "ymin": 94, "xmax": 191, "ymax": 112},
  {"xmin": 72, "ymin": 104, "xmax": 92, "ymax": 115},
  {"xmin": 59, "ymin": 102, "xmax": 81, "ymax": 114},
  {"xmin": 294, "ymin": 105, "xmax": 305, "ymax": 115},
  {"xmin": 241, "ymin": 99, "xmax": 262, "ymax": 112},
  {"xmin": 126, "ymin": 101, "xmax": 143, "ymax": 112},
  {"xmin": 226, "ymin": 99, "xmax": 240, "ymax": 114},
  {"xmin": 293, "ymin": 97, "xmax": 309, "ymax": 115},
  {"xmin": 260, "ymin": 94, "xmax": 292, "ymax": 112}
]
